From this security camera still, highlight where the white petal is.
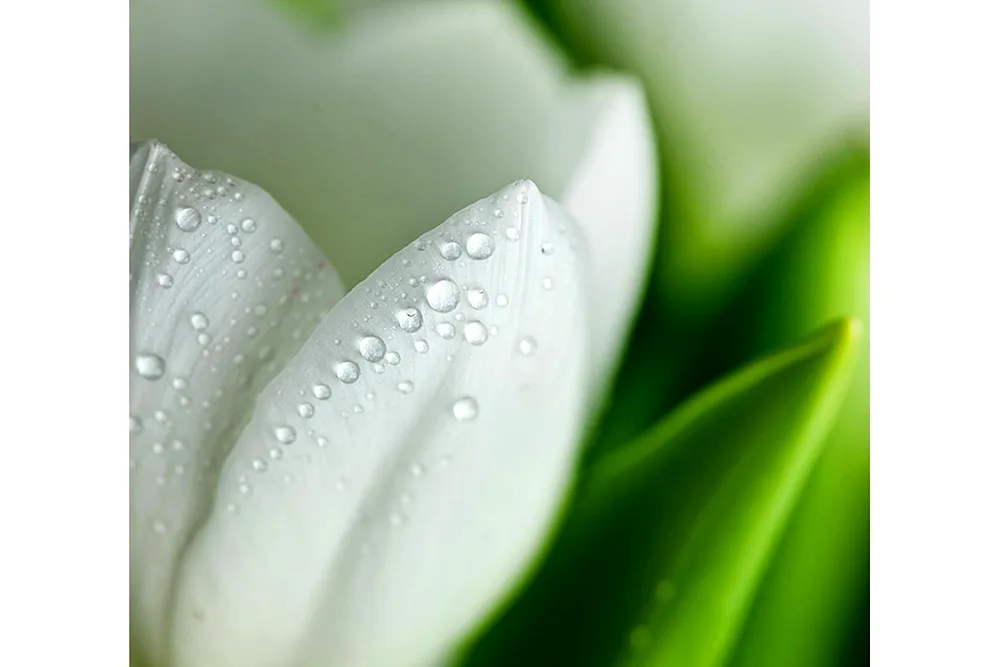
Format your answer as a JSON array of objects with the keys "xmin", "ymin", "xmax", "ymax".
[
  {"xmin": 129, "ymin": 141, "xmax": 346, "ymax": 664},
  {"xmin": 551, "ymin": 0, "xmax": 868, "ymax": 307},
  {"xmin": 167, "ymin": 182, "xmax": 589, "ymax": 667},
  {"xmin": 130, "ymin": 0, "xmax": 657, "ymax": 382}
]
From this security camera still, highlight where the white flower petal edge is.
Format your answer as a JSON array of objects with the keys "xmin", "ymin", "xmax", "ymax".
[
  {"xmin": 130, "ymin": 0, "xmax": 658, "ymax": 392},
  {"xmin": 131, "ymin": 145, "xmax": 590, "ymax": 667},
  {"xmin": 129, "ymin": 141, "xmax": 347, "ymax": 663}
]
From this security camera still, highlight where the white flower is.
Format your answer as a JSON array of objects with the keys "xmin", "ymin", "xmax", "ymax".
[{"xmin": 129, "ymin": 2, "xmax": 657, "ymax": 666}]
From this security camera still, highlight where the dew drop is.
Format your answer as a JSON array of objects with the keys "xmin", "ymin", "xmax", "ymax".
[
  {"xmin": 385, "ymin": 351, "xmax": 400, "ymax": 365},
  {"xmin": 312, "ymin": 383, "xmax": 332, "ymax": 400},
  {"xmin": 172, "ymin": 248, "xmax": 190, "ymax": 264},
  {"xmin": 467, "ymin": 287, "xmax": 489, "ymax": 310},
  {"xmin": 135, "ymin": 352, "xmax": 165, "ymax": 380},
  {"xmin": 397, "ymin": 380, "xmax": 414, "ymax": 394},
  {"xmin": 435, "ymin": 322, "xmax": 456, "ymax": 339},
  {"xmin": 231, "ymin": 250, "xmax": 245, "ymax": 264},
  {"xmin": 426, "ymin": 279, "xmax": 460, "ymax": 313},
  {"xmin": 129, "ymin": 415, "xmax": 143, "ymax": 434},
  {"xmin": 414, "ymin": 339, "xmax": 429, "ymax": 354},
  {"xmin": 171, "ymin": 377, "xmax": 188, "ymax": 391},
  {"xmin": 298, "ymin": 403, "xmax": 315, "ymax": 419},
  {"xmin": 505, "ymin": 227, "xmax": 520, "ymax": 241},
  {"xmin": 496, "ymin": 294, "xmax": 509, "ymax": 308},
  {"xmin": 190, "ymin": 312, "xmax": 209, "ymax": 330},
  {"xmin": 269, "ymin": 238, "xmax": 285, "ymax": 253},
  {"xmin": 452, "ymin": 396, "xmax": 479, "ymax": 421},
  {"xmin": 269, "ymin": 447, "xmax": 284, "ymax": 460},
  {"xmin": 541, "ymin": 242, "xmax": 555, "ymax": 255},
  {"xmin": 466, "ymin": 233, "xmax": 495, "ymax": 259},
  {"xmin": 516, "ymin": 191, "xmax": 529, "ymax": 204},
  {"xmin": 358, "ymin": 335, "xmax": 387, "ymax": 362},
  {"xmin": 251, "ymin": 458, "xmax": 268, "ymax": 472},
  {"xmin": 542, "ymin": 277, "xmax": 554, "ymax": 290},
  {"xmin": 410, "ymin": 463, "xmax": 425, "ymax": 477},
  {"xmin": 395, "ymin": 307, "xmax": 423, "ymax": 333},
  {"xmin": 174, "ymin": 206, "xmax": 202, "ymax": 232},
  {"xmin": 334, "ymin": 361, "xmax": 360, "ymax": 384},
  {"xmin": 274, "ymin": 425, "xmax": 297, "ymax": 444},
  {"xmin": 464, "ymin": 321, "xmax": 489, "ymax": 345},
  {"xmin": 518, "ymin": 336, "xmax": 538, "ymax": 356},
  {"xmin": 156, "ymin": 272, "xmax": 174, "ymax": 288},
  {"xmin": 241, "ymin": 218, "xmax": 257, "ymax": 233},
  {"xmin": 492, "ymin": 208, "xmax": 504, "ymax": 219},
  {"xmin": 439, "ymin": 241, "xmax": 462, "ymax": 260}
]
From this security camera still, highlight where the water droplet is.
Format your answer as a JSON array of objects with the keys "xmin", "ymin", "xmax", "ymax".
[
  {"xmin": 241, "ymin": 218, "xmax": 257, "ymax": 233},
  {"xmin": 190, "ymin": 312, "xmax": 209, "ymax": 330},
  {"xmin": 492, "ymin": 208, "xmax": 504, "ymax": 219},
  {"xmin": 251, "ymin": 458, "xmax": 268, "ymax": 472},
  {"xmin": 466, "ymin": 233, "xmax": 495, "ymax": 259},
  {"xmin": 274, "ymin": 425, "xmax": 296, "ymax": 444},
  {"xmin": 353, "ymin": 404, "xmax": 364, "ymax": 414},
  {"xmin": 316, "ymin": 436, "xmax": 329, "ymax": 447},
  {"xmin": 231, "ymin": 250, "xmax": 245, "ymax": 264},
  {"xmin": 464, "ymin": 321, "xmax": 488, "ymax": 345},
  {"xmin": 269, "ymin": 238, "xmax": 285, "ymax": 253},
  {"xmin": 334, "ymin": 361, "xmax": 360, "ymax": 384},
  {"xmin": 395, "ymin": 307, "xmax": 423, "ymax": 332},
  {"xmin": 389, "ymin": 512, "xmax": 404, "ymax": 527},
  {"xmin": 129, "ymin": 415, "xmax": 143, "ymax": 434},
  {"xmin": 197, "ymin": 332, "xmax": 212, "ymax": 346},
  {"xmin": 238, "ymin": 482, "xmax": 252, "ymax": 495},
  {"xmin": 542, "ymin": 277, "xmax": 554, "ymax": 290},
  {"xmin": 518, "ymin": 336, "xmax": 537, "ymax": 356},
  {"xmin": 172, "ymin": 248, "xmax": 190, "ymax": 264},
  {"xmin": 312, "ymin": 383, "xmax": 332, "ymax": 400},
  {"xmin": 414, "ymin": 339, "xmax": 429, "ymax": 353},
  {"xmin": 151, "ymin": 442, "xmax": 165, "ymax": 455},
  {"xmin": 410, "ymin": 463, "xmax": 425, "ymax": 477},
  {"xmin": 496, "ymin": 294, "xmax": 509, "ymax": 308},
  {"xmin": 153, "ymin": 520, "xmax": 167, "ymax": 535},
  {"xmin": 505, "ymin": 227, "xmax": 520, "ymax": 241},
  {"xmin": 541, "ymin": 242, "xmax": 555, "ymax": 255},
  {"xmin": 452, "ymin": 396, "xmax": 479, "ymax": 421},
  {"xmin": 156, "ymin": 272, "xmax": 174, "ymax": 288},
  {"xmin": 467, "ymin": 288, "xmax": 489, "ymax": 310},
  {"xmin": 174, "ymin": 207, "xmax": 202, "ymax": 232},
  {"xmin": 298, "ymin": 403, "xmax": 315, "ymax": 418},
  {"xmin": 385, "ymin": 351, "xmax": 400, "ymax": 365},
  {"xmin": 516, "ymin": 191, "xmax": 529, "ymax": 204},
  {"xmin": 171, "ymin": 377, "xmax": 188, "ymax": 390},
  {"xmin": 358, "ymin": 335, "xmax": 387, "ymax": 362},
  {"xmin": 135, "ymin": 352, "xmax": 165, "ymax": 380},
  {"xmin": 397, "ymin": 381, "xmax": 414, "ymax": 394},
  {"xmin": 435, "ymin": 322, "xmax": 456, "ymax": 339},
  {"xmin": 439, "ymin": 241, "xmax": 462, "ymax": 260},
  {"xmin": 269, "ymin": 447, "xmax": 283, "ymax": 460},
  {"xmin": 426, "ymin": 279, "xmax": 460, "ymax": 313}
]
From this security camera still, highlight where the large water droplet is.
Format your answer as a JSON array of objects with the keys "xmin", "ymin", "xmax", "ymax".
[
  {"xmin": 395, "ymin": 307, "xmax": 423, "ymax": 333},
  {"xmin": 414, "ymin": 339, "xmax": 429, "ymax": 353},
  {"xmin": 385, "ymin": 351, "xmax": 400, "ymax": 365},
  {"xmin": 518, "ymin": 336, "xmax": 537, "ymax": 356},
  {"xmin": 358, "ymin": 335, "xmax": 387, "ymax": 362},
  {"xmin": 436, "ymin": 322, "xmax": 456, "ymax": 340},
  {"xmin": 172, "ymin": 248, "xmax": 190, "ymax": 264},
  {"xmin": 426, "ymin": 279, "xmax": 460, "ymax": 313},
  {"xmin": 190, "ymin": 312, "xmax": 209, "ymax": 330},
  {"xmin": 464, "ymin": 321, "xmax": 488, "ymax": 345},
  {"xmin": 241, "ymin": 218, "xmax": 257, "ymax": 233},
  {"xmin": 231, "ymin": 250, "xmax": 245, "ymax": 264},
  {"xmin": 312, "ymin": 383, "xmax": 332, "ymax": 400},
  {"xmin": 274, "ymin": 425, "xmax": 296, "ymax": 444},
  {"xmin": 298, "ymin": 403, "xmax": 315, "ymax": 419},
  {"xmin": 156, "ymin": 273, "xmax": 174, "ymax": 288},
  {"xmin": 334, "ymin": 361, "xmax": 360, "ymax": 384},
  {"xmin": 439, "ymin": 241, "xmax": 462, "ymax": 260},
  {"xmin": 135, "ymin": 353, "xmax": 165, "ymax": 380},
  {"xmin": 174, "ymin": 207, "xmax": 202, "ymax": 232},
  {"xmin": 452, "ymin": 397, "xmax": 479, "ymax": 421},
  {"xmin": 466, "ymin": 233, "xmax": 495, "ymax": 259},
  {"xmin": 467, "ymin": 288, "xmax": 489, "ymax": 310}
]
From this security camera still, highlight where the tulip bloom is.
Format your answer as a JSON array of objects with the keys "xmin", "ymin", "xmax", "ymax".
[{"xmin": 129, "ymin": 4, "xmax": 656, "ymax": 664}]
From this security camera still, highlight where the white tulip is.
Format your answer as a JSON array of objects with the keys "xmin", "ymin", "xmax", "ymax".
[{"xmin": 129, "ymin": 2, "xmax": 657, "ymax": 666}]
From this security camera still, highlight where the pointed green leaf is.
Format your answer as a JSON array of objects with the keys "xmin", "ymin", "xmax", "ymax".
[{"xmin": 459, "ymin": 318, "xmax": 860, "ymax": 667}]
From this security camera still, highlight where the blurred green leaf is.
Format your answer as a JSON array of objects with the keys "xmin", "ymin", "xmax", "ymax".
[
  {"xmin": 459, "ymin": 318, "xmax": 861, "ymax": 667},
  {"xmin": 727, "ymin": 165, "xmax": 869, "ymax": 667},
  {"xmin": 266, "ymin": 0, "xmax": 338, "ymax": 28}
]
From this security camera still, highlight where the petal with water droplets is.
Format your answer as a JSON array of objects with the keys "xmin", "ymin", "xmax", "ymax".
[
  {"xmin": 128, "ymin": 141, "xmax": 346, "ymax": 663},
  {"xmin": 165, "ymin": 181, "xmax": 590, "ymax": 667}
]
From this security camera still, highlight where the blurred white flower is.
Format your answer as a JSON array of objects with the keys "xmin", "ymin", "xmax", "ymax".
[{"xmin": 129, "ymin": 2, "xmax": 657, "ymax": 666}]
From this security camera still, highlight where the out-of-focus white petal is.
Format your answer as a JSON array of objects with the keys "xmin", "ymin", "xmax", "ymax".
[
  {"xmin": 129, "ymin": 141, "xmax": 345, "ymax": 664},
  {"xmin": 167, "ymin": 182, "xmax": 589, "ymax": 667},
  {"xmin": 130, "ymin": 0, "xmax": 658, "ymax": 382},
  {"xmin": 550, "ymin": 0, "xmax": 868, "ymax": 311}
]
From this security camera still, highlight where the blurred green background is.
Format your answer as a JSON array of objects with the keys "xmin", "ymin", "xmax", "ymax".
[{"xmin": 135, "ymin": 0, "xmax": 869, "ymax": 663}]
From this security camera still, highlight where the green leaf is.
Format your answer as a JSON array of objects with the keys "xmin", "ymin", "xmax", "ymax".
[
  {"xmin": 459, "ymin": 318, "xmax": 861, "ymax": 667},
  {"xmin": 266, "ymin": 0, "xmax": 338, "ymax": 29},
  {"xmin": 727, "ymin": 166, "xmax": 870, "ymax": 667}
]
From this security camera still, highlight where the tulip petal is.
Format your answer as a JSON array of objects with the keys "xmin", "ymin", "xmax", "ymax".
[
  {"xmin": 165, "ymin": 182, "xmax": 590, "ymax": 667},
  {"xmin": 130, "ymin": 0, "xmax": 657, "ymax": 388},
  {"xmin": 129, "ymin": 141, "xmax": 346, "ymax": 664}
]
